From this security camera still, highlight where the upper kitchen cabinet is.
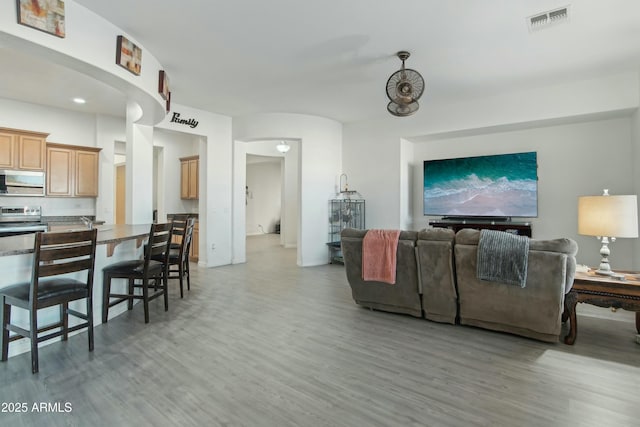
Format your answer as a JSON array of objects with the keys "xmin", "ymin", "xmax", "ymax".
[
  {"xmin": 46, "ymin": 143, "xmax": 101, "ymax": 197},
  {"xmin": 0, "ymin": 127, "xmax": 48, "ymax": 171},
  {"xmin": 180, "ymin": 156, "xmax": 199, "ymax": 200}
]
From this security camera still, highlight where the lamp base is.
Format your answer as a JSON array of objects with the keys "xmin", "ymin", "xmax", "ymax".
[
  {"xmin": 594, "ymin": 269, "xmax": 626, "ymax": 280},
  {"xmin": 595, "ymin": 238, "xmax": 613, "ymax": 276},
  {"xmin": 594, "ymin": 269, "xmax": 614, "ymax": 276}
]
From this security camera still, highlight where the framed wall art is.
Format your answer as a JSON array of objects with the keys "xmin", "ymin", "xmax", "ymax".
[
  {"xmin": 166, "ymin": 91, "xmax": 171, "ymax": 113},
  {"xmin": 158, "ymin": 70, "xmax": 170, "ymax": 101},
  {"xmin": 116, "ymin": 35, "xmax": 142, "ymax": 76},
  {"xmin": 17, "ymin": 0, "xmax": 66, "ymax": 38}
]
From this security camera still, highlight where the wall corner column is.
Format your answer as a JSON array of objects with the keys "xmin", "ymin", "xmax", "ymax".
[{"xmin": 126, "ymin": 101, "xmax": 154, "ymax": 224}]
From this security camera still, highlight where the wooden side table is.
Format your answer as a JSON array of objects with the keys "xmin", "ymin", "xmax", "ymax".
[{"xmin": 563, "ymin": 270, "xmax": 640, "ymax": 344}]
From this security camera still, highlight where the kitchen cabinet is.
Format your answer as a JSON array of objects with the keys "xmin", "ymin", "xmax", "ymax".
[
  {"xmin": 0, "ymin": 127, "xmax": 48, "ymax": 171},
  {"xmin": 180, "ymin": 156, "xmax": 199, "ymax": 200},
  {"xmin": 46, "ymin": 143, "xmax": 101, "ymax": 197},
  {"xmin": 190, "ymin": 220, "xmax": 199, "ymax": 262}
]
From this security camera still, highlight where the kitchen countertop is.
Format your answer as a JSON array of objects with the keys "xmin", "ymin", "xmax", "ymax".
[
  {"xmin": 0, "ymin": 224, "xmax": 152, "ymax": 257},
  {"xmin": 43, "ymin": 216, "xmax": 106, "ymax": 226},
  {"xmin": 167, "ymin": 213, "xmax": 198, "ymax": 220}
]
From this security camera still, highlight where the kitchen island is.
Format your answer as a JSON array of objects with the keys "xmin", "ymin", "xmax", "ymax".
[{"xmin": 0, "ymin": 224, "xmax": 153, "ymax": 359}]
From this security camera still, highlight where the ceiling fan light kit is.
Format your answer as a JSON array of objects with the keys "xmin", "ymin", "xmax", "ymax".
[{"xmin": 386, "ymin": 51, "xmax": 425, "ymax": 117}]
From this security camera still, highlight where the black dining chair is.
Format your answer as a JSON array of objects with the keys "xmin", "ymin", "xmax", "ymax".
[
  {"xmin": 102, "ymin": 223, "xmax": 172, "ymax": 324},
  {"xmin": 0, "ymin": 229, "xmax": 98, "ymax": 374},
  {"xmin": 158, "ymin": 217, "xmax": 195, "ymax": 298}
]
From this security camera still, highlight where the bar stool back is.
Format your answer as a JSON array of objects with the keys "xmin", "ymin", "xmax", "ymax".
[
  {"xmin": 158, "ymin": 217, "xmax": 195, "ymax": 298},
  {"xmin": 0, "ymin": 229, "xmax": 98, "ymax": 374},
  {"xmin": 102, "ymin": 223, "xmax": 172, "ymax": 324}
]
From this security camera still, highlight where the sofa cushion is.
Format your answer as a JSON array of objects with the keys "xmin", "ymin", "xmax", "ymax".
[
  {"xmin": 455, "ymin": 228, "xmax": 577, "ymax": 255},
  {"xmin": 342, "ymin": 228, "xmax": 418, "ymax": 242},
  {"xmin": 454, "ymin": 228, "xmax": 578, "ymax": 342},
  {"xmin": 418, "ymin": 227, "xmax": 456, "ymax": 241},
  {"xmin": 416, "ymin": 228, "xmax": 457, "ymax": 324},
  {"xmin": 455, "ymin": 228, "xmax": 577, "ymax": 294}
]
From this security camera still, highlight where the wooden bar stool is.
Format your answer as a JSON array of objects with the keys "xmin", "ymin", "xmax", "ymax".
[
  {"xmin": 157, "ymin": 217, "xmax": 194, "ymax": 298},
  {"xmin": 0, "ymin": 229, "xmax": 98, "ymax": 374},
  {"xmin": 102, "ymin": 223, "xmax": 172, "ymax": 324}
]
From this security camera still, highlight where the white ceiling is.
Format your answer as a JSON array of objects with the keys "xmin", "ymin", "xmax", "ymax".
[{"xmin": 4, "ymin": 0, "xmax": 640, "ymax": 123}]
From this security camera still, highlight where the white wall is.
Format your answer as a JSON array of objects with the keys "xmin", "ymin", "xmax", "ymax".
[
  {"xmin": 281, "ymin": 141, "xmax": 299, "ymax": 249},
  {"xmin": 95, "ymin": 114, "xmax": 126, "ymax": 223},
  {"xmin": 125, "ymin": 104, "xmax": 154, "ymax": 224},
  {"xmin": 399, "ymin": 138, "xmax": 414, "ymax": 230},
  {"xmin": 156, "ymin": 103, "xmax": 233, "ymax": 268},
  {"xmin": 0, "ymin": 0, "xmax": 165, "ymax": 125},
  {"xmin": 343, "ymin": 72, "xmax": 640, "ymax": 270},
  {"xmin": 411, "ymin": 117, "xmax": 636, "ymax": 269},
  {"xmin": 632, "ymin": 71, "xmax": 640, "ymax": 269},
  {"xmin": 233, "ymin": 113, "xmax": 342, "ymax": 266},
  {"xmin": 153, "ymin": 128, "xmax": 199, "ymax": 221},
  {"xmin": 344, "ymin": 72, "xmax": 639, "ymax": 229},
  {"xmin": 246, "ymin": 160, "xmax": 282, "ymax": 235}
]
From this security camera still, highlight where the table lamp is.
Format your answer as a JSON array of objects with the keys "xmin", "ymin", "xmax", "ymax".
[{"xmin": 578, "ymin": 189, "xmax": 638, "ymax": 275}]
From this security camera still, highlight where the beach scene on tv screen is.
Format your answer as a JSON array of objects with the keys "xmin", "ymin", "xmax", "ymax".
[{"xmin": 423, "ymin": 152, "xmax": 538, "ymax": 217}]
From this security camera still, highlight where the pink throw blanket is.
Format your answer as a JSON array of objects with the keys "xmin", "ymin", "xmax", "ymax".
[{"xmin": 362, "ymin": 229, "xmax": 401, "ymax": 284}]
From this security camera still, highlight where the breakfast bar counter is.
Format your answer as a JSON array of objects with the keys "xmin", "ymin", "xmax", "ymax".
[
  {"xmin": 0, "ymin": 224, "xmax": 153, "ymax": 359},
  {"xmin": 0, "ymin": 224, "xmax": 152, "ymax": 257}
]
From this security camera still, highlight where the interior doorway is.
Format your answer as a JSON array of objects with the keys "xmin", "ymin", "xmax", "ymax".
[
  {"xmin": 239, "ymin": 139, "xmax": 300, "ymax": 263},
  {"xmin": 115, "ymin": 165, "xmax": 126, "ymax": 224},
  {"xmin": 114, "ymin": 140, "xmax": 126, "ymax": 225},
  {"xmin": 246, "ymin": 154, "xmax": 283, "ymax": 235}
]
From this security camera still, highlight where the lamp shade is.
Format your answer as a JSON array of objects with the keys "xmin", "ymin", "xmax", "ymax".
[{"xmin": 578, "ymin": 195, "xmax": 639, "ymax": 238}]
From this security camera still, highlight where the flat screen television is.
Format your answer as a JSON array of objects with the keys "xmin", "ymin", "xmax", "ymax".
[{"xmin": 423, "ymin": 151, "xmax": 538, "ymax": 219}]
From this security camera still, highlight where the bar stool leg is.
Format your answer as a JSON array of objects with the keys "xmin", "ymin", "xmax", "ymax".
[
  {"xmin": 185, "ymin": 260, "xmax": 191, "ymax": 292},
  {"xmin": 102, "ymin": 273, "xmax": 111, "ymax": 323},
  {"xmin": 163, "ymin": 273, "xmax": 169, "ymax": 311},
  {"xmin": 61, "ymin": 302, "xmax": 69, "ymax": 341},
  {"xmin": 87, "ymin": 294, "xmax": 94, "ymax": 352},
  {"xmin": 1, "ymin": 299, "xmax": 9, "ymax": 362},
  {"xmin": 178, "ymin": 264, "xmax": 184, "ymax": 298},
  {"xmin": 128, "ymin": 278, "xmax": 134, "ymax": 310},
  {"xmin": 30, "ymin": 308, "xmax": 38, "ymax": 374},
  {"xmin": 142, "ymin": 278, "xmax": 150, "ymax": 323}
]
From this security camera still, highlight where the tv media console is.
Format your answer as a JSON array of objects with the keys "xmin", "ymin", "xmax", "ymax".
[{"xmin": 429, "ymin": 219, "xmax": 532, "ymax": 237}]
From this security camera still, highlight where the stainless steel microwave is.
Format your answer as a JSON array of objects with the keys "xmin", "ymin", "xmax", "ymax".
[{"xmin": 0, "ymin": 170, "xmax": 45, "ymax": 196}]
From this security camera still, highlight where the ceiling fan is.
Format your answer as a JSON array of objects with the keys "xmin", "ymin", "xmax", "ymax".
[{"xmin": 386, "ymin": 51, "xmax": 425, "ymax": 117}]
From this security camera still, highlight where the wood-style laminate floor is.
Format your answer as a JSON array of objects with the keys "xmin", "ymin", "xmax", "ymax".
[{"xmin": 1, "ymin": 234, "xmax": 639, "ymax": 427}]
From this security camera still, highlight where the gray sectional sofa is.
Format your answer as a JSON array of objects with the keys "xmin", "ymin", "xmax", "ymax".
[{"xmin": 341, "ymin": 227, "xmax": 578, "ymax": 342}]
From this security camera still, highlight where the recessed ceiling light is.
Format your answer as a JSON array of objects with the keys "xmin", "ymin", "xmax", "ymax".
[{"xmin": 72, "ymin": 97, "xmax": 86, "ymax": 104}]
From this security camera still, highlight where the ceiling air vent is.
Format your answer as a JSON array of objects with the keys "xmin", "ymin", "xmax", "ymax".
[{"xmin": 528, "ymin": 5, "xmax": 570, "ymax": 31}]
